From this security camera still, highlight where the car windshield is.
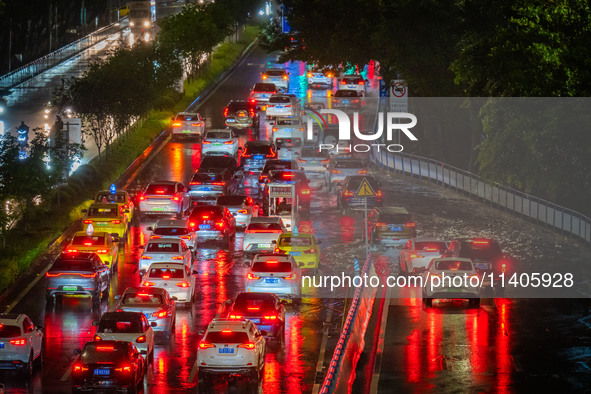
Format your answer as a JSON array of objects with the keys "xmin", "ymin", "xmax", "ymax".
[
  {"xmin": 245, "ymin": 144, "xmax": 272, "ymax": 155},
  {"xmin": 98, "ymin": 318, "xmax": 142, "ymax": 333},
  {"xmin": 145, "ymin": 242, "xmax": 179, "ymax": 253},
  {"xmin": 122, "ymin": 292, "xmax": 163, "ymax": 305},
  {"xmin": 253, "ymin": 83, "xmax": 276, "ymax": 92},
  {"xmin": 301, "ymin": 147, "xmax": 329, "ymax": 158},
  {"xmin": 153, "ymin": 227, "xmax": 189, "ymax": 236},
  {"xmin": 87, "ymin": 207, "xmax": 118, "ymax": 217},
  {"xmin": 269, "ymin": 96, "xmax": 291, "ymax": 104},
  {"xmin": 0, "ymin": 325, "xmax": 21, "ymax": 338},
  {"xmin": 191, "ymin": 172, "xmax": 223, "ymax": 183},
  {"xmin": 335, "ymin": 160, "xmax": 364, "ymax": 168},
  {"xmin": 51, "ymin": 260, "xmax": 94, "ymax": 272},
  {"xmin": 72, "ymin": 235, "xmax": 105, "ymax": 246},
  {"xmin": 95, "ymin": 193, "xmax": 125, "ymax": 203},
  {"xmin": 246, "ymin": 223, "xmax": 282, "ymax": 231},
  {"xmin": 205, "ymin": 131, "xmax": 231, "ymax": 139},
  {"xmin": 415, "ymin": 241, "xmax": 446, "ymax": 251},
  {"xmin": 279, "ymin": 236, "xmax": 312, "ymax": 247},
  {"xmin": 342, "ymin": 76, "xmax": 362, "ymax": 83},
  {"xmin": 205, "ymin": 331, "xmax": 249, "ymax": 344},
  {"xmin": 252, "ymin": 261, "xmax": 292, "ymax": 273},
  {"xmin": 380, "ymin": 214, "xmax": 411, "ymax": 224},
  {"xmin": 148, "ymin": 267, "xmax": 185, "ymax": 279},
  {"xmin": 146, "ymin": 184, "xmax": 175, "ymax": 195},
  {"xmin": 217, "ymin": 195, "xmax": 246, "ymax": 205},
  {"xmin": 175, "ymin": 114, "xmax": 199, "ymax": 121},
  {"xmin": 276, "ymin": 138, "xmax": 302, "ymax": 148},
  {"xmin": 264, "ymin": 161, "xmax": 292, "ymax": 172},
  {"xmin": 276, "ymin": 119, "xmax": 299, "ymax": 126},
  {"xmin": 228, "ymin": 103, "xmax": 250, "ymax": 111},
  {"xmin": 460, "ymin": 241, "xmax": 503, "ymax": 260},
  {"xmin": 81, "ymin": 343, "xmax": 128, "ymax": 363},
  {"xmin": 266, "ymin": 70, "xmax": 286, "ymax": 76},
  {"xmin": 335, "ymin": 90, "xmax": 360, "ymax": 97},
  {"xmin": 234, "ymin": 296, "xmax": 275, "ymax": 312},
  {"xmin": 200, "ymin": 157, "xmax": 236, "ymax": 169},
  {"xmin": 435, "ymin": 260, "xmax": 473, "ymax": 271},
  {"xmin": 191, "ymin": 207, "xmax": 223, "ymax": 218}
]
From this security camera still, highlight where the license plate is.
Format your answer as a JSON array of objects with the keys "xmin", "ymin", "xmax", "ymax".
[
  {"xmin": 0, "ymin": 343, "xmax": 4, "ymax": 349},
  {"xmin": 63, "ymin": 286, "xmax": 78, "ymax": 291},
  {"xmin": 389, "ymin": 226, "xmax": 402, "ymax": 231},
  {"xmin": 275, "ymin": 105, "xmax": 283, "ymax": 109},
  {"xmin": 265, "ymin": 278, "xmax": 279, "ymax": 284},
  {"xmin": 213, "ymin": 143, "xmax": 222, "ymax": 146},
  {"xmin": 254, "ymin": 154, "xmax": 264, "ymax": 160},
  {"xmin": 250, "ymin": 318, "xmax": 260, "ymax": 324},
  {"xmin": 257, "ymin": 243, "xmax": 271, "ymax": 248},
  {"xmin": 226, "ymin": 119, "xmax": 235, "ymax": 122},
  {"xmin": 289, "ymin": 251, "xmax": 301, "ymax": 256},
  {"xmin": 347, "ymin": 85, "xmax": 356, "ymax": 89},
  {"xmin": 94, "ymin": 368, "xmax": 110, "ymax": 376},
  {"xmin": 199, "ymin": 224, "xmax": 211, "ymax": 230},
  {"xmin": 152, "ymin": 207, "xmax": 165, "ymax": 211},
  {"xmin": 261, "ymin": 94, "xmax": 268, "ymax": 98},
  {"xmin": 95, "ymin": 222, "xmax": 108, "ymax": 226},
  {"xmin": 474, "ymin": 263, "xmax": 490, "ymax": 269},
  {"xmin": 342, "ymin": 100, "xmax": 350, "ymax": 104},
  {"xmin": 182, "ymin": 130, "xmax": 192, "ymax": 133},
  {"xmin": 201, "ymin": 187, "xmax": 211, "ymax": 191},
  {"xmin": 219, "ymin": 348, "xmax": 234, "ymax": 354}
]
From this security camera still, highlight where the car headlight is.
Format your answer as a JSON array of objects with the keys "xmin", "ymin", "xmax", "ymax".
[
  {"xmin": 130, "ymin": 21, "xmax": 135, "ymax": 27},
  {"xmin": 144, "ymin": 21, "xmax": 150, "ymax": 27}
]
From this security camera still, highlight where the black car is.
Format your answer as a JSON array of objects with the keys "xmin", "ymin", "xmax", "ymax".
[
  {"xmin": 71, "ymin": 340, "xmax": 144, "ymax": 393},
  {"xmin": 258, "ymin": 159, "xmax": 300, "ymax": 189},
  {"xmin": 444, "ymin": 238, "xmax": 511, "ymax": 281},
  {"xmin": 224, "ymin": 100, "xmax": 259, "ymax": 130},
  {"xmin": 241, "ymin": 141, "xmax": 277, "ymax": 174},
  {"xmin": 188, "ymin": 168, "xmax": 239, "ymax": 204},
  {"xmin": 199, "ymin": 155, "xmax": 241, "ymax": 176},
  {"xmin": 337, "ymin": 175, "xmax": 383, "ymax": 213},
  {"xmin": 224, "ymin": 292, "xmax": 286, "ymax": 343}
]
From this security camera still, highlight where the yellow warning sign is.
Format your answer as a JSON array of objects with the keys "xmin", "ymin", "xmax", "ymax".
[{"xmin": 355, "ymin": 177, "xmax": 376, "ymax": 197}]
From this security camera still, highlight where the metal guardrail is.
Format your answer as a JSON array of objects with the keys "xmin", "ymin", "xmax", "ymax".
[
  {"xmin": 370, "ymin": 132, "xmax": 591, "ymax": 246},
  {"xmin": 0, "ymin": 18, "xmax": 126, "ymax": 90},
  {"xmin": 319, "ymin": 253, "xmax": 372, "ymax": 394}
]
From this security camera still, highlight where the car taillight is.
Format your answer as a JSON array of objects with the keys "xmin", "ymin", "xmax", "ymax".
[
  {"xmin": 229, "ymin": 314, "xmax": 243, "ymax": 319},
  {"xmin": 283, "ymin": 274, "xmax": 296, "ymax": 280},
  {"xmin": 189, "ymin": 222, "xmax": 196, "ymax": 228},
  {"xmin": 83, "ymin": 220, "xmax": 93, "ymax": 224},
  {"xmin": 84, "ymin": 242, "xmax": 92, "ymax": 246},
  {"xmin": 297, "ymin": 158, "xmax": 305, "ymax": 163},
  {"xmin": 409, "ymin": 254, "xmax": 419, "ymax": 259},
  {"xmin": 272, "ymin": 127, "xmax": 278, "ymax": 132},
  {"xmin": 223, "ymin": 108, "xmax": 229, "ymax": 117},
  {"xmin": 375, "ymin": 222, "xmax": 387, "ymax": 227},
  {"xmin": 245, "ymin": 229, "xmax": 283, "ymax": 233},
  {"xmin": 139, "ymin": 195, "xmax": 145, "ymax": 201},
  {"xmin": 73, "ymin": 363, "xmax": 89, "ymax": 373},
  {"xmin": 304, "ymin": 248, "xmax": 316, "ymax": 254},
  {"xmin": 262, "ymin": 75, "xmax": 268, "ymax": 79},
  {"xmin": 94, "ymin": 335, "xmax": 101, "ymax": 341},
  {"xmin": 66, "ymin": 248, "xmax": 78, "ymax": 253},
  {"xmin": 237, "ymin": 209, "xmax": 248, "ymax": 214},
  {"xmin": 136, "ymin": 336, "xmax": 146, "ymax": 343},
  {"xmin": 321, "ymin": 159, "xmax": 330, "ymax": 164},
  {"xmin": 237, "ymin": 112, "xmax": 246, "ymax": 117},
  {"xmin": 141, "ymin": 256, "xmax": 152, "ymax": 260},
  {"xmin": 263, "ymin": 314, "xmax": 277, "ymax": 320},
  {"xmin": 10, "ymin": 339, "xmax": 26, "ymax": 346},
  {"xmin": 115, "ymin": 364, "xmax": 132, "ymax": 373},
  {"xmin": 359, "ymin": 80, "xmax": 365, "ymax": 85},
  {"xmin": 340, "ymin": 81, "xmax": 346, "ymax": 84},
  {"xmin": 96, "ymin": 249, "xmax": 108, "ymax": 254},
  {"xmin": 175, "ymin": 281, "xmax": 190, "ymax": 288},
  {"xmin": 424, "ymin": 247, "xmax": 439, "ymax": 252},
  {"xmin": 211, "ymin": 182, "xmax": 225, "ymax": 186},
  {"xmin": 274, "ymin": 247, "xmax": 281, "ymax": 253},
  {"xmin": 307, "ymin": 72, "xmax": 313, "ymax": 77},
  {"xmin": 247, "ymin": 273, "xmax": 260, "ymax": 280},
  {"xmin": 152, "ymin": 310, "xmax": 167, "ymax": 318},
  {"xmin": 405, "ymin": 222, "xmax": 415, "ymax": 227},
  {"xmin": 180, "ymin": 235, "xmax": 191, "ymax": 240},
  {"xmin": 171, "ymin": 256, "xmax": 184, "ymax": 260},
  {"xmin": 190, "ymin": 181, "xmax": 202, "ymax": 185},
  {"xmin": 191, "ymin": 123, "xmax": 201, "ymax": 127},
  {"xmin": 375, "ymin": 191, "xmax": 383, "ymax": 198},
  {"xmin": 172, "ymin": 122, "xmax": 182, "ymax": 127},
  {"xmin": 301, "ymin": 188, "xmax": 310, "ymax": 195},
  {"xmin": 199, "ymin": 342, "xmax": 216, "ymax": 349},
  {"xmin": 150, "ymin": 235, "xmax": 162, "ymax": 239},
  {"xmin": 172, "ymin": 196, "xmax": 180, "ymax": 202},
  {"xmin": 215, "ymin": 221, "xmax": 225, "ymax": 230},
  {"xmin": 472, "ymin": 239, "xmax": 490, "ymax": 245},
  {"xmin": 237, "ymin": 342, "xmax": 255, "ymax": 349},
  {"xmin": 203, "ymin": 141, "xmax": 212, "ymax": 144},
  {"xmin": 332, "ymin": 169, "xmax": 341, "ymax": 174},
  {"xmin": 110, "ymin": 220, "xmax": 121, "ymax": 224},
  {"xmin": 357, "ymin": 169, "xmax": 367, "ymax": 174},
  {"xmin": 224, "ymin": 140, "xmax": 234, "ymax": 145},
  {"xmin": 249, "ymin": 98, "xmax": 256, "ymax": 104},
  {"xmin": 142, "ymin": 282, "xmax": 156, "ymax": 287},
  {"xmin": 344, "ymin": 190, "xmax": 353, "ymax": 197}
]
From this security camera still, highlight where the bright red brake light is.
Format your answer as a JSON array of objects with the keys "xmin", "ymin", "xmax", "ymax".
[
  {"xmin": 171, "ymin": 256, "xmax": 184, "ymax": 260},
  {"xmin": 115, "ymin": 364, "xmax": 132, "ymax": 373},
  {"xmin": 10, "ymin": 339, "xmax": 26, "ymax": 346},
  {"xmin": 357, "ymin": 169, "xmax": 367, "ymax": 174},
  {"xmin": 229, "ymin": 314, "xmax": 243, "ymax": 319},
  {"xmin": 172, "ymin": 122, "xmax": 182, "ymax": 127},
  {"xmin": 97, "ymin": 346, "xmax": 115, "ymax": 351},
  {"xmin": 150, "ymin": 235, "xmax": 162, "ymax": 239},
  {"xmin": 237, "ymin": 342, "xmax": 255, "ymax": 349},
  {"xmin": 83, "ymin": 220, "xmax": 93, "ymax": 224},
  {"xmin": 84, "ymin": 242, "xmax": 92, "ymax": 246},
  {"xmin": 283, "ymin": 274, "xmax": 295, "ymax": 280},
  {"xmin": 237, "ymin": 209, "xmax": 248, "ymax": 214},
  {"xmin": 472, "ymin": 239, "xmax": 490, "ymax": 245},
  {"xmin": 96, "ymin": 249, "xmax": 108, "ymax": 254},
  {"xmin": 223, "ymin": 108, "xmax": 229, "ymax": 117},
  {"xmin": 224, "ymin": 140, "xmax": 234, "ymax": 145},
  {"xmin": 152, "ymin": 310, "xmax": 167, "ymax": 318},
  {"xmin": 375, "ymin": 222, "xmax": 387, "ymax": 227},
  {"xmin": 263, "ymin": 314, "xmax": 277, "ymax": 320},
  {"xmin": 73, "ymin": 363, "xmax": 89, "ymax": 373},
  {"xmin": 139, "ymin": 195, "xmax": 145, "ymax": 201},
  {"xmin": 66, "ymin": 248, "xmax": 78, "ymax": 253},
  {"xmin": 247, "ymin": 273, "xmax": 260, "ymax": 280},
  {"xmin": 199, "ymin": 342, "xmax": 216, "ymax": 349},
  {"xmin": 142, "ymin": 282, "xmax": 156, "ymax": 287},
  {"xmin": 136, "ymin": 336, "xmax": 146, "ymax": 343},
  {"xmin": 172, "ymin": 196, "xmax": 180, "ymax": 202},
  {"xmin": 156, "ymin": 189, "xmax": 165, "ymax": 194},
  {"xmin": 304, "ymin": 248, "xmax": 316, "ymax": 254},
  {"xmin": 344, "ymin": 190, "xmax": 353, "ymax": 197},
  {"xmin": 111, "ymin": 220, "xmax": 121, "ymax": 224},
  {"xmin": 359, "ymin": 81, "xmax": 365, "ymax": 85},
  {"xmin": 176, "ymin": 281, "xmax": 190, "ymax": 288},
  {"xmin": 301, "ymin": 188, "xmax": 310, "ymax": 195},
  {"xmin": 94, "ymin": 335, "xmax": 101, "ymax": 341},
  {"xmin": 375, "ymin": 190, "xmax": 383, "ymax": 198},
  {"xmin": 190, "ymin": 181, "xmax": 201, "ymax": 185}
]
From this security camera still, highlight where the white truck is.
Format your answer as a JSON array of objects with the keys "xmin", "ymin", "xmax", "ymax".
[
  {"xmin": 263, "ymin": 182, "xmax": 300, "ymax": 231},
  {"xmin": 129, "ymin": 1, "xmax": 152, "ymax": 34}
]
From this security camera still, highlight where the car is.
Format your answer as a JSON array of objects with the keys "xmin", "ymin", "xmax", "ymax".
[
  {"xmin": 224, "ymin": 100, "xmax": 259, "ymax": 130},
  {"xmin": 258, "ymin": 159, "xmax": 300, "ymax": 192},
  {"xmin": 216, "ymin": 195, "xmax": 259, "ymax": 229},
  {"xmin": 140, "ymin": 262, "xmax": 196, "ymax": 307},
  {"xmin": 71, "ymin": 341, "xmax": 145, "ymax": 393},
  {"xmin": 276, "ymin": 137, "xmax": 303, "ymax": 161},
  {"xmin": 45, "ymin": 252, "xmax": 110, "ymax": 307},
  {"xmin": 338, "ymin": 74, "xmax": 366, "ymax": 95},
  {"xmin": 171, "ymin": 112, "xmax": 205, "ymax": 140},
  {"xmin": 421, "ymin": 258, "xmax": 480, "ymax": 307},
  {"xmin": 94, "ymin": 189, "xmax": 134, "ymax": 224},
  {"xmin": 399, "ymin": 238, "xmax": 448, "ymax": 274},
  {"xmin": 188, "ymin": 169, "xmax": 239, "ymax": 205},
  {"xmin": 366, "ymin": 206, "xmax": 415, "ymax": 246},
  {"xmin": 297, "ymin": 146, "xmax": 330, "ymax": 175},
  {"xmin": 197, "ymin": 318, "xmax": 266, "ymax": 386},
  {"xmin": 249, "ymin": 82, "xmax": 278, "ymax": 108},
  {"xmin": 81, "ymin": 203, "xmax": 129, "ymax": 242},
  {"xmin": 337, "ymin": 175, "xmax": 383, "ymax": 213},
  {"xmin": 138, "ymin": 238, "xmax": 193, "ymax": 276},
  {"xmin": 93, "ymin": 312, "xmax": 156, "ymax": 362},
  {"xmin": 199, "ymin": 155, "xmax": 241, "ymax": 177},
  {"xmin": 271, "ymin": 116, "xmax": 305, "ymax": 142},
  {"xmin": 0, "ymin": 313, "xmax": 43, "ymax": 378},
  {"xmin": 307, "ymin": 69, "xmax": 334, "ymax": 89},
  {"xmin": 265, "ymin": 94, "xmax": 300, "ymax": 120},
  {"xmin": 241, "ymin": 140, "xmax": 277, "ymax": 177},
  {"xmin": 331, "ymin": 89, "xmax": 364, "ymax": 109},
  {"xmin": 245, "ymin": 253, "xmax": 302, "ymax": 304},
  {"xmin": 115, "ymin": 287, "xmax": 176, "ymax": 338},
  {"xmin": 146, "ymin": 219, "xmax": 197, "ymax": 250},
  {"xmin": 187, "ymin": 205, "xmax": 237, "ymax": 245},
  {"xmin": 262, "ymin": 170, "xmax": 311, "ymax": 214},
  {"xmin": 326, "ymin": 158, "xmax": 367, "ymax": 189},
  {"xmin": 242, "ymin": 217, "xmax": 287, "ymax": 257},
  {"xmin": 202, "ymin": 129, "xmax": 239, "ymax": 157},
  {"xmin": 138, "ymin": 181, "xmax": 191, "ymax": 217},
  {"xmin": 65, "ymin": 231, "xmax": 119, "ymax": 269},
  {"xmin": 274, "ymin": 232, "xmax": 320, "ymax": 272},
  {"xmin": 444, "ymin": 238, "xmax": 511, "ymax": 286},
  {"xmin": 261, "ymin": 67, "xmax": 289, "ymax": 91},
  {"xmin": 225, "ymin": 292, "xmax": 286, "ymax": 342}
]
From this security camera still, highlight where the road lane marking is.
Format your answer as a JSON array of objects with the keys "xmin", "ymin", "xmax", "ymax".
[
  {"xmin": 60, "ymin": 362, "xmax": 74, "ymax": 382},
  {"xmin": 311, "ymin": 306, "xmax": 334, "ymax": 394},
  {"xmin": 4, "ymin": 263, "xmax": 53, "ymax": 313},
  {"xmin": 188, "ymin": 357, "xmax": 199, "ymax": 383},
  {"xmin": 369, "ymin": 285, "xmax": 391, "ymax": 394}
]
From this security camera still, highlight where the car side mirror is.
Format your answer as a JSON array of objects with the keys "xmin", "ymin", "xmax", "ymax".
[
  {"xmin": 74, "ymin": 349, "xmax": 82, "ymax": 355},
  {"xmin": 92, "ymin": 321, "xmax": 99, "ymax": 327},
  {"xmin": 146, "ymin": 226, "xmax": 153, "ymax": 231},
  {"xmin": 260, "ymin": 330, "xmax": 268, "ymax": 336},
  {"xmin": 151, "ymin": 322, "xmax": 157, "ymax": 327},
  {"xmin": 114, "ymin": 295, "xmax": 121, "ymax": 300}
]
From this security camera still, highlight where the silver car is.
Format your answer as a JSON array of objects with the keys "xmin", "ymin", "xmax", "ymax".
[
  {"xmin": 326, "ymin": 158, "xmax": 367, "ymax": 190},
  {"xmin": 147, "ymin": 219, "xmax": 197, "ymax": 249},
  {"xmin": 216, "ymin": 195, "xmax": 259, "ymax": 230},
  {"xmin": 242, "ymin": 217, "xmax": 287, "ymax": 257},
  {"xmin": 138, "ymin": 181, "xmax": 191, "ymax": 217},
  {"xmin": 245, "ymin": 254, "xmax": 302, "ymax": 305},
  {"xmin": 115, "ymin": 287, "xmax": 177, "ymax": 338},
  {"xmin": 138, "ymin": 238, "xmax": 193, "ymax": 276}
]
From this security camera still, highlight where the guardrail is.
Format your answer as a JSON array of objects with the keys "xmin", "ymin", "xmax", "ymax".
[
  {"xmin": 371, "ymin": 133, "xmax": 591, "ymax": 246},
  {"xmin": 319, "ymin": 253, "xmax": 372, "ymax": 394},
  {"xmin": 0, "ymin": 18, "xmax": 126, "ymax": 90}
]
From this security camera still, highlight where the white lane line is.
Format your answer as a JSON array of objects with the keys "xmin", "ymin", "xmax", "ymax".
[
  {"xmin": 311, "ymin": 306, "xmax": 334, "ymax": 394},
  {"xmin": 188, "ymin": 357, "xmax": 199, "ymax": 383},
  {"xmin": 369, "ymin": 285, "xmax": 391, "ymax": 394},
  {"xmin": 60, "ymin": 362, "xmax": 74, "ymax": 382},
  {"xmin": 4, "ymin": 263, "xmax": 53, "ymax": 313}
]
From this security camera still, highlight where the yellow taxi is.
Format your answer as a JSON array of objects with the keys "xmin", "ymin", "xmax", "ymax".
[
  {"xmin": 94, "ymin": 189, "xmax": 135, "ymax": 225},
  {"xmin": 81, "ymin": 203, "xmax": 129, "ymax": 242},
  {"xmin": 65, "ymin": 231, "xmax": 119, "ymax": 268},
  {"xmin": 274, "ymin": 232, "xmax": 320, "ymax": 272}
]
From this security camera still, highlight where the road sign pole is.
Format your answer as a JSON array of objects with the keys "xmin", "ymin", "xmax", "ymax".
[{"xmin": 364, "ymin": 196, "xmax": 368, "ymax": 259}]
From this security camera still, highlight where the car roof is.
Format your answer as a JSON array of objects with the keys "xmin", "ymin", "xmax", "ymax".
[
  {"xmin": 101, "ymin": 311, "xmax": 143, "ymax": 321},
  {"xmin": 245, "ymin": 140, "xmax": 272, "ymax": 147},
  {"xmin": 147, "ymin": 262, "xmax": 187, "ymax": 270},
  {"xmin": 253, "ymin": 253, "xmax": 293, "ymax": 262},
  {"xmin": 207, "ymin": 318, "xmax": 251, "ymax": 331},
  {"xmin": 155, "ymin": 219, "xmax": 188, "ymax": 228},
  {"xmin": 123, "ymin": 286, "xmax": 169, "ymax": 295},
  {"xmin": 410, "ymin": 237, "xmax": 446, "ymax": 243},
  {"xmin": 280, "ymin": 232, "xmax": 313, "ymax": 238},
  {"xmin": 376, "ymin": 207, "xmax": 409, "ymax": 215},
  {"xmin": 432, "ymin": 257, "xmax": 473, "ymax": 264},
  {"xmin": 73, "ymin": 231, "xmax": 110, "ymax": 237},
  {"xmin": 249, "ymin": 217, "xmax": 283, "ymax": 224},
  {"xmin": 235, "ymin": 292, "xmax": 278, "ymax": 301},
  {"xmin": 56, "ymin": 251, "xmax": 100, "ymax": 262},
  {"xmin": 205, "ymin": 128, "xmax": 232, "ymax": 134},
  {"xmin": 0, "ymin": 313, "xmax": 24, "ymax": 324},
  {"xmin": 147, "ymin": 181, "xmax": 177, "ymax": 186},
  {"xmin": 177, "ymin": 112, "xmax": 199, "ymax": 116},
  {"xmin": 265, "ymin": 68, "xmax": 286, "ymax": 72},
  {"xmin": 88, "ymin": 203, "xmax": 120, "ymax": 209},
  {"xmin": 147, "ymin": 238, "xmax": 182, "ymax": 244}
]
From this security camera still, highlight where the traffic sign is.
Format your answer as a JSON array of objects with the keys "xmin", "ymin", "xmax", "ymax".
[
  {"xmin": 355, "ymin": 177, "xmax": 376, "ymax": 197},
  {"xmin": 391, "ymin": 81, "xmax": 407, "ymax": 97},
  {"xmin": 389, "ymin": 79, "xmax": 408, "ymax": 113}
]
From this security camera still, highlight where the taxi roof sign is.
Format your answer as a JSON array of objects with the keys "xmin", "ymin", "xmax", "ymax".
[
  {"xmin": 86, "ymin": 223, "xmax": 94, "ymax": 236},
  {"xmin": 355, "ymin": 177, "xmax": 376, "ymax": 197}
]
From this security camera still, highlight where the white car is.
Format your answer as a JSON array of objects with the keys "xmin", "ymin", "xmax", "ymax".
[
  {"xmin": 201, "ymin": 129, "xmax": 239, "ymax": 157},
  {"xmin": 147, "ymin": 219, "xmax": 197, "ymax": 250},
  {"xmin": 216, "ymin": 195, "xmax": 259, "ymax": 230},
  {"xmin": 271, "ymin": 116, "xmax": 305, "ymax": 142},
  {"xmin": 138, "ymin": 181, "xmax": 191, "ymax": 217},
  {"xmin": 307, "ymin": 70, "xmax": 334, "ymax": 89},
  {"xmin": 421, "ymin": 257, "xmax": 480, "ymax": 308},
  {"xmin": 265, "ymin": 94, "xmax": 300, "ymax": 120},
  {"xmin": 242, "ymin": 217, "xmax": 287, "ymax": 257},
  {"xmin": 399, "ymin": 238, "xmax": 448, "ymax": 274},
  {"xmin": 139, "ymin": 238, "xmax": 193, "ymax": 276},
  {"xmin": 140, "ymin": 262, "xmax": 196, "ymax": 306},
  {"xmin": 297, "ymin": 146, "xmax": 330, "ymax": 175},
  {"xmin": 276, "ymin": 137, "xmax": 303, "ymax": 160},
  {"xmin": 245, "ymin": 253, "xmax": 302, "ymax": 304},
  {"xmin": 261, "ymin": 68, "xmax": 289, "ymax": 91},
  {"xmin": 172, "ymin": 112, "xmax": 205, "ymax": 139},
  {"xmin": 337, "ymin": 75, "xmax": 366, "ymax": 95},
  {"xmin": 0, "ymin": 313, "xmax": 43, "ymax": 378},
  {"xmin": 197, "ymin": 318, "xmax": 266, "ymax": 386},
  {"xmin": 249, "ymin": 82, "xmax": 278, "ymax": 107},
  {"xmin": 93, "ymin": 311, "xmax": 156, "ymax": 361}
]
